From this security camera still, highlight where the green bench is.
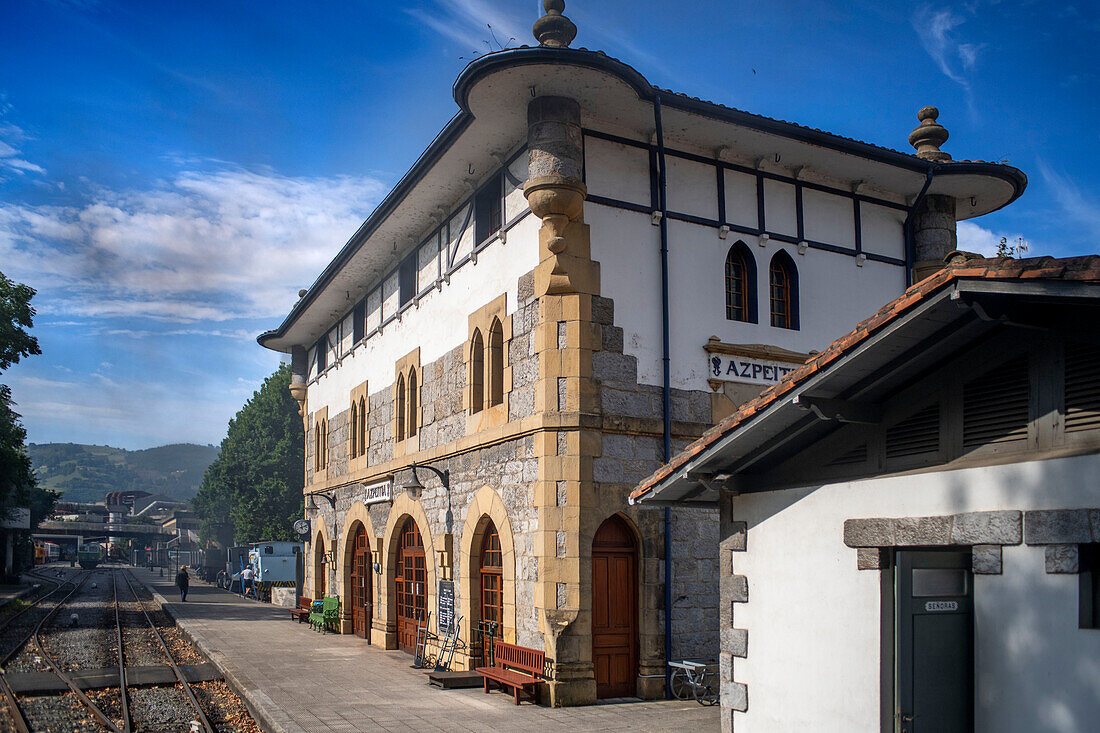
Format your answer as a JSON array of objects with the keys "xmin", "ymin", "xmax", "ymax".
[{"xmin": 309, "ymin": 596, "xmax": 340, "ymax": 634}]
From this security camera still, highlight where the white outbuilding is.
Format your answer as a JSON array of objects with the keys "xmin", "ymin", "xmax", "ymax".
[{"xmin": 632, "ymin": 254, "xmax": 1100, "ymax": 731}]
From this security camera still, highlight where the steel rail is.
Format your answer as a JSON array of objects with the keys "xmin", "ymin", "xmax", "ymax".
[
  {"xmin": 31, "ymin": 571, "xmax": 122, "ymax": 733},
  {"xmin": 112, "ymin": 571, "xmax": 132, "ymax": 733},
  {"xmin": 118, "ymin": 570, "xmax": 215, "ymax": 733},
  {"xmin": 0, "ymin": 569, "xmax": 86, "ymax": 733}
]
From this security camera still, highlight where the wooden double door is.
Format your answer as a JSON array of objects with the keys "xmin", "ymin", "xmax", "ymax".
[
  {"xmin": 395, "ymin": 519, "xmax": 426, "ymax": 653},
  {"xmin": 592, "ymin": 514, "xmax": 637, "ymax": 698},
  {"xmin": 350, "ymin": 526, "xmax": 372, "ymax": 640}
]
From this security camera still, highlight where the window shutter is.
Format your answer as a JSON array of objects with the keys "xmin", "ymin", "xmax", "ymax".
[
  {"xmin": 1065, "ymin": 342, "xmax": 1100, "ymax": 434},
  {"xmin": 886, "ymin": 404, "xmax": 940, "ymax": 459},
  {"xmin": 828, "ymin": 443, "xmax": 868, "ymax": 467},
  {"xmin": 963, "ymin": 357, "xmax": 1029, "ymax": 448}
]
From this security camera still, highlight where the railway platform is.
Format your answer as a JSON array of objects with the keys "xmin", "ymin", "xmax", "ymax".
[{"xmin": 130, "ymin": 567, "xmax": 719, "ymax": 732}]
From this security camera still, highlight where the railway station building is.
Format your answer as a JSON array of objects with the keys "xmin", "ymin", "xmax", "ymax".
[{"xmin": 257, "ymin": 1, "xmax": 1025, "ymax": 706}]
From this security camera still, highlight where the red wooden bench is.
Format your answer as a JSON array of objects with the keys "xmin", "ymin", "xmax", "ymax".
[
  {"xmin": 289, "ymin": 596, "xmax": 312, "ymax": 623},
  {"xmin": 475, "ymin": 641, "xmax": 545, "ymax": 705}
]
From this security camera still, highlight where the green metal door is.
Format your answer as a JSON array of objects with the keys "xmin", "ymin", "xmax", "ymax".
[{"xmin": 896, "ymin": 549, "xmax": 973, "ymax": 733}]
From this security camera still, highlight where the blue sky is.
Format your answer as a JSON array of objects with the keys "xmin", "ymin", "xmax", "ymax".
[{"xmin": 1, "ymin": 0, "xmax": 1097, "ymax": 450}]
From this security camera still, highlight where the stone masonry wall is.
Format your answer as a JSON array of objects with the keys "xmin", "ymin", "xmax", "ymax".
[{"xmin": 590, "ymin": 294, "xmax": 720, "ymax": 663}]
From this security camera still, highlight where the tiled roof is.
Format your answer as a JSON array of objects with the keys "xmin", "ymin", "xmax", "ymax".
[{"xmin": 629, "ymin": 254, "xmax": 1100, "ymax": 503}]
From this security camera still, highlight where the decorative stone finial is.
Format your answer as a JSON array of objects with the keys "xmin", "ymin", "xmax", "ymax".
[
  {"xmin": 908, "ymin": 106, "xmax": 951, "ymax": 161},
  {"xmin": 533, "ymin": 0, "xmax": 577, "ymax": 48}
]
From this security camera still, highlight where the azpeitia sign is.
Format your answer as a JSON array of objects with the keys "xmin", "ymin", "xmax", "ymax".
[
  {"xmin": 707, "ymin": 354, "xmax": 800, "ymax": 385},
  {"xmin": 362, "ymin": 480, "xmax": 392, "ymax": 506}
]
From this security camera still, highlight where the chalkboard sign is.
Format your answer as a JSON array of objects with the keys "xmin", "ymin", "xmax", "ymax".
[{"xmin": 438, "ymin": 580, "xmax": 455, "ymax": 635}]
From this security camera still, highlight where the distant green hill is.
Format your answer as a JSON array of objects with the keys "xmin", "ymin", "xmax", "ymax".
[{"xmin": 27, "ymin": 442, "xmax": 220, "ymax": 505}]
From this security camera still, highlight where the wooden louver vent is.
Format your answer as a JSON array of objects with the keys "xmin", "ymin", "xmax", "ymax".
[
  {"xmin": 828, "ymin": 444, "xmax": 868, "ymax": 467},
  {"xmin": 1065, "ymin": 341, "xmax": 1100, "ymax": 434},
  {"xmin": 886, "ymin": 404, "xmax": 940, "ymax": 459},
  {"xmin": 963, "ymin": 357, "xmax": 1030, "ymax": 448}
]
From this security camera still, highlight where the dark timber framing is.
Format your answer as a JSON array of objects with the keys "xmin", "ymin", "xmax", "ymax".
[
  {"xmin": 583, "ymin": 127, "xmax": 907, "ymax": 268},
  {"xmin": 307, "ymin": 145, "xmax": 528, "ymax": 385}
]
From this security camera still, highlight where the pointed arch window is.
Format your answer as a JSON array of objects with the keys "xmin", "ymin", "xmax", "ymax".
[
  {"xmin": 349, "ymin": 401, "xmax": 358, "ymax": 458},
  {"xmin": 358, "ymin": 396, "xmax": 367, "ymax": 460},
  {"xmin": 314, "ymin": 420, "xmax": 321, "ymax": 471},
  {"xmin": 724, "ymin": 242, "xmax": 757, "ymax": 323},
  {"xmin": 488, "ymin": 318, "xmax": 504, "ymax": 407},
  {"xmin": 396, "ymin": 373, "xmax": 406, "ymax": 440},
  {"xmin": 769, "ymin": 251, "xmax": 799, "ymax": 330},
  {"xmin": 470, "ymin": 329, "xmax": 485, "ymax": 414},
  {"xmin": 407, "ymin": 368, "xmax": 418, "ymax": 437}
]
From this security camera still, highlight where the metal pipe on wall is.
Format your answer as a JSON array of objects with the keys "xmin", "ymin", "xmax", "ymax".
[{"xmin": 653, "ymin": 92, "xmax": 674, "ymax": 698}]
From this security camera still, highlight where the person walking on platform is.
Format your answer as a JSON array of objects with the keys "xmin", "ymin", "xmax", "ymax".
[
  {"xmin": 241, "ymin": 565, "xmax": 255, "ymax": 599},
  {"xmin": 176, "ymin": 565, "xmax": 190, "ymax": 602}
]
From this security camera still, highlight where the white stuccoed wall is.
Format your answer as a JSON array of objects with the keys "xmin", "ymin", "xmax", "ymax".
[
  {"xmin": 585, "ymin": 136, "xmax": 908, "ymax": 394},
  {"xmin": 306, "ymin": 213, "xmax": 540, "ymax": 414},
  {"xmin": 731, "ymin": 453, "xmax": 1100, "ymax": 733}
]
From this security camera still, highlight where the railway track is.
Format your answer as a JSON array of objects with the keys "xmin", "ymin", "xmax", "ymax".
[{"xmin": 0, "ymin": 566, "xmax": 251, "ymax": 733}]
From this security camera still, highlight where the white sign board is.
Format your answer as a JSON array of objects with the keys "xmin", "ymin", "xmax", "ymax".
[
  {"xmin": 362, "ymin": 480, "xmax": 393, "ymax": 506},
  {"xmin": 707, "ymin": 354, "xmax": 800, "ymax": 385},
  {"xmin": 924, "ymin": 601, "xmax": 959, "ymax": 612},
  {"xmin": 0, "ymin": 508, "xmax": 30, "ymax": 530}
]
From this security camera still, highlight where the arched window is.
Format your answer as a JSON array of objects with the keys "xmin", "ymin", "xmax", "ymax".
[
  {"xmin": 470, "ymin": 329, "xmax": 484, "ymax": 414},
  {"xmin": 479, "ymin": 521, "xmax": 503, "ymax": 635},
  {"xmin": 314, "ymin": 421, "xmax": 321, "ymax": 471},
  {"xmin": 769, "ymin": 251, "xmax": 799, "ymax": 330},
  {"xmin": 349, "ymin": 402, "xmax": 358, "ymax": 458},
  {"xmin": 321, "ymin": 421, "xmax": 328, "ymax": 468},
  {"xmin": 407, "ymin": 368, "xmax": 418, "ymax": 438},
  {"xmin": 396, "ymin": 373, "xmax": 406, "ymax": 440},
  {"xmin": 725, "ymin": 242, "xmax": 757, "ymax": 323},
  {"xmin": 358, "ymin": 396, "xmax": 367, "ymax": 460},
  {"xmin": 488, "ymin": 318, "xmax": 504, "ymax": 407}
]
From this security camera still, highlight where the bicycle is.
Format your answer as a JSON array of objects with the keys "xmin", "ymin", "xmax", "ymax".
[{"xmin": 668, "ymin": 660, "xmax": 719, "ymax": 705}]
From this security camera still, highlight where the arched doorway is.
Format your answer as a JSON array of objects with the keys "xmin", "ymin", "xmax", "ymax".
[
  {"xmin": 395, "ymin": 518, "xmax": 426, "ymax": 653},
  {"xmin": 591, "ymin": 514, "xmax": 638, "ymax": 698},
  {"xmin": 478, "ymin": 520, "xmax": 503, "ymax": 665},
  {"xmin": 350, "ymin": 524, "xmax": 372, "ymax": 640},
  {"xmin": 314, "ymin": 533, "xmax": 326, "ymax": 598}
]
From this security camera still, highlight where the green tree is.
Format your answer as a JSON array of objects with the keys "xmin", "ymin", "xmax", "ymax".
[
  {"xmin": 193, "ymin": 364, "xmax": 303, "ymax": 545},
  {"xmin": 0, "ymin": 271, "xmax": 57, "ymax": 572}
]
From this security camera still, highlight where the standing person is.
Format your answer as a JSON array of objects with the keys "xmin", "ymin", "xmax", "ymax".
[
  {"xmin": 176, "ymin": 565, "xmax": 190, "ymax": 602},
  {"xmin": 240, "ymin": 565, "xmax": 255, "ymax": 599}
]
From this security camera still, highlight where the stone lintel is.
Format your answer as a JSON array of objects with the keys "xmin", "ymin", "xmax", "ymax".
[
  {"xmin": 843, "ymin": 518, "xmax": 895, "ymax": 548},
  {"xmin": 1024, "ymin": 509, "xmax": 1093, "ymax": 545},
  {"xmin": 971, "ymin": 545, "xmax": 1002, "ymax": 575},
  {"xmin": 845, "ymin": 511, "xmax": 1022, "ymax": 548},
  {"xmin": 1045, "ymin": 544, "xmax": 1080, "ymax": 574},
  {"xmin": 895, "ymin": 515, "xmax": 951, "ymax": 546}
]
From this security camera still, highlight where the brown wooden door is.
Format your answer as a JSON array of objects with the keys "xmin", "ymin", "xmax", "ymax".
[
  {"xmin": 351, "ymin": 526, "xmax": 371, "ymax": 640},
  {"xmin": 592, "ymin": 515, "xmax": 637, "ymax": 698},
  {"xmin": 395, "ymin": 519, "xmax": 426, "ymax": 653}
]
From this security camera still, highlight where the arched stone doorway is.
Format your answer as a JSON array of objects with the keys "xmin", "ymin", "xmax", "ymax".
[
  {"xmin": 591, "ymin": 513, "xmax": 638, "ymax": 699},
  {"xmin": 346, "ymin": 523, "xmax": 372, "ymax": 639},
  {"xmin": 395, "ymin": 517, "xmax": 426, "ymax": 653},
  {"xmin": 313, "ymin": 531, "xmax": 327, "ymax": 598}
]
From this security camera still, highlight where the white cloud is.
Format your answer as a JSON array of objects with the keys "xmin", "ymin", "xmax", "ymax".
[
  {"xmin": 957, "ymin": 221, "xmax": 1031, "ymax": 257},
  {"xmin": 406, "ymin": 0, "xmax": 527, "ymax": 54},
  {"xmin": 0, "ymin": 166, "xmax": 387, "ymax": 322},
  {"xmin": 1036, "ymin": 158, "xmax": 1100, "ymax": 238},
  {"xmin": 912, "ymin": 5, "xmax": 982, "ymax": 91},
  {"xmin": 0, "ymin": 115, "xmax": 45, "ymax": 177}
]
